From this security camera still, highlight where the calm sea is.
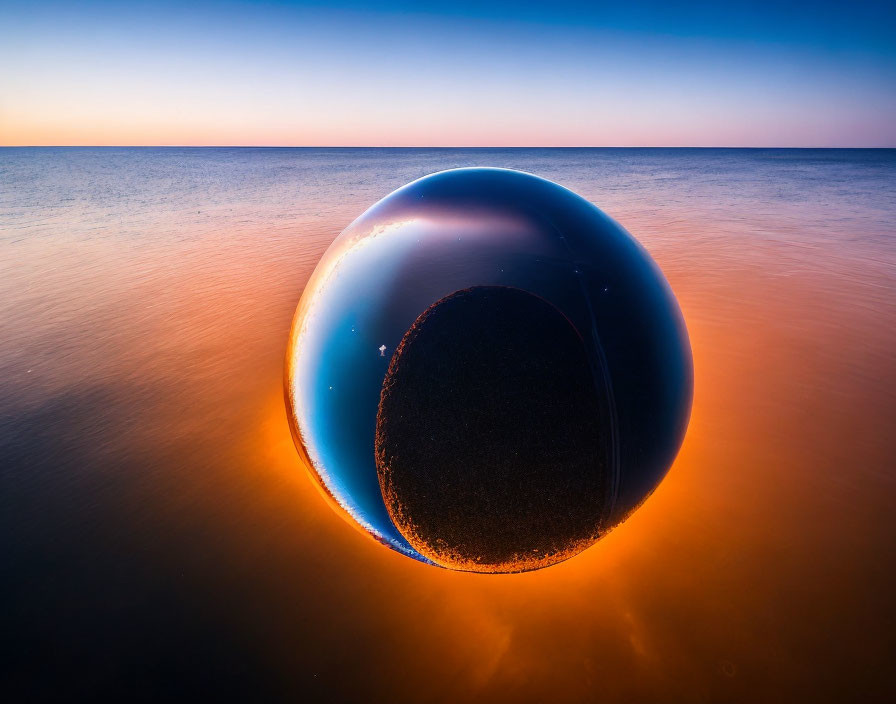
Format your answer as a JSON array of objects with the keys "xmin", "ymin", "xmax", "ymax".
[{"xmin": 1, "ymin": 148, "xmax": 894, "ymax": 701}]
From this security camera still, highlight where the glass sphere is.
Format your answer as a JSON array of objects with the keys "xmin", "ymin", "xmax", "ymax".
[{"xmin": 285, "ymin": 168, "xmax": 692, "ymax": 572}]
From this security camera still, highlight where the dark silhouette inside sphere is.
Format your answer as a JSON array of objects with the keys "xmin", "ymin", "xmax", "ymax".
[{"xmin": 375, "ymin": 286, "xmax": 612, "ymax": 573}]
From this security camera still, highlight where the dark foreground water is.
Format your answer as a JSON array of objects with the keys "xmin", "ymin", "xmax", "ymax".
[{"xmin": 1, "ymin": 148, "xmax": 894, "ymax": 702}]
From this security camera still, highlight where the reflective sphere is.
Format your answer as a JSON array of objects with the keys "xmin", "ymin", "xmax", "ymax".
[{"xmin": 285, "ymin": 168, "xmax": 692, "ymax": 572}]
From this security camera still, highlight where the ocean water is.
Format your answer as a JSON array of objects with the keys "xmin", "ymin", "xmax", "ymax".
[{"xmin": 1, "ymin": 148, "xmax": 894, "ymax": 701}]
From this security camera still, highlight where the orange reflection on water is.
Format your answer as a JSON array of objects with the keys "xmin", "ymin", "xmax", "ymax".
[{"xmin": 236, "ymin": 206, "xmax": 894, "ymax": 701}]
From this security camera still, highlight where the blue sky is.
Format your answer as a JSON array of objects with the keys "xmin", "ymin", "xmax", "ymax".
[{"xmin": 1, "ymin": 0, "xmax": 894, "ymax": 145}]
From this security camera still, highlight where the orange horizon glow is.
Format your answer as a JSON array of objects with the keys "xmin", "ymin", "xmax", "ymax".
[{"xmin": 3, "ymin": 117, "xmax": 891, "ymax": 149}]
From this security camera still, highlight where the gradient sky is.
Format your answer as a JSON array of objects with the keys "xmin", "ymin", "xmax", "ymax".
[{"xmin": 1, "ymin": 0, "xmax": 895, "ymax": 146}]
